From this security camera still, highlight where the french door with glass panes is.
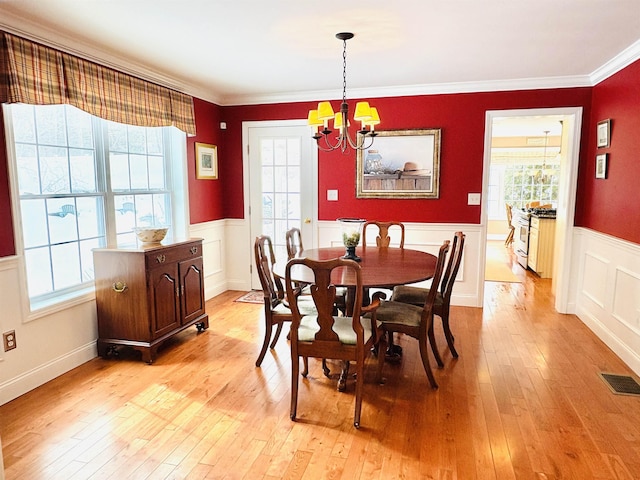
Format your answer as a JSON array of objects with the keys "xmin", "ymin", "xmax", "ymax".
[{"xmin": 247, "ymin": 121, "xmax": 316, "ymax": 290}]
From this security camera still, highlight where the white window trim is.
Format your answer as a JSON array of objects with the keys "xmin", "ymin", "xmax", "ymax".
[{"xmin": 2, "ymin": 105, "xmax": 190, "ymax": 322}]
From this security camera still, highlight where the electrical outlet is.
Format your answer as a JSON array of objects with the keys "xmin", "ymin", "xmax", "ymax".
[{"xmin": 3, "ymin": 330, "xmax": 16, "ymax": 352}]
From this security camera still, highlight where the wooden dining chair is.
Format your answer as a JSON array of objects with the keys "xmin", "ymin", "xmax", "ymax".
[
  {"xmin": 361, "ymin": 220, "xmax": 406, "ymax": 307},
  {"xmin": 285, "ymin": 257, "xmax": 385, "ymax": 428},
  {"xmin": 373, "ymin": 240, "xmax": 450, "ymax": 389},
  {"xmin": 391, "ymin": 231, "xmax": 466, "ymax": 366},
  {"xmin": 285, "ymin": 227, "xmax": 304, "ymax": 259},
  {"xmin": 362, "ymin": 220, "xmax": 405, "ymax": 248},
  {"xmin": 505, "ymin": 204, "xmax": 515, "ymax": 246},
  {"xmin": 286, "ymin": 226, "xmax": 348, "ymax": 315},
  {"xmin": 254, "ymin": 235, "xmax": 316, "ymax": 367}
]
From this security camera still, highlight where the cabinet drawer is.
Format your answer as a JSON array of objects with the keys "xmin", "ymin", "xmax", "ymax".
[
  {"xmin": 145, "ymin": 241, "xmax": 202, "ymax": 269},
  {"xmin": 530, "ymin": 217, "xmax": 540, "ymax": 229}
]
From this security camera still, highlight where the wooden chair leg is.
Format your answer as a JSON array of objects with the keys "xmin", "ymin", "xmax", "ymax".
[
  {"xmin": 255, "ymin": 319, "xmax": 273, "ymax": 367},
  {"xmin": 419, "ymin": 332, "xmax": 438, "ymax": 389},
  {"xmin": 353, "ymin": 354, "xmax": 365, "ymax": 428},
  {"xmin": 428, "ymin": 322, "xmax": 444, "ymax": 368},
  {"xmin": 302, "ymin": 357, "xmax": 309, "ymax": 377},
  {"xmin": 290, "ymin": 354, "xmax": 299, "ymax": 421},
  {"xmin": 441, "ymin": 312, "xmax": 458, "ymax": 358},
  {"xmin": 269, "ymin": 322, "xmax": 284, "ymax": 349}
]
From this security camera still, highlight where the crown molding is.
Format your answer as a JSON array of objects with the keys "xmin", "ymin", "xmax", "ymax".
[
  {"xmin": 590, "ymin": 38, "xmax": 640, "ymax": 85},
  {"xmin": 219, "ymin": 75, "xmax": 593, "ymax": 106}
]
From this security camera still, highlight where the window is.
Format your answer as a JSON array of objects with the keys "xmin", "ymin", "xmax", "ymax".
[
  {"xmin": 5, "ymin": 103, "xmax": 186, "ymax": 308},
  {"xmin": 489, "ymin": 150, "xmax": 560, "ymax": 218}
]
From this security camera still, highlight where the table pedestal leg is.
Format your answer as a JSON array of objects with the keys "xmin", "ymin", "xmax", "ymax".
[{"xmin": 338, "ymin": 361, "xmax": 350, "ymax": 392}]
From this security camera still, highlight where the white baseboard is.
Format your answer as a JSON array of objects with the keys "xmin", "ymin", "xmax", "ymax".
[{"xmin": 0, "ymin": 342, "xmax": 96, "ymax": 406}]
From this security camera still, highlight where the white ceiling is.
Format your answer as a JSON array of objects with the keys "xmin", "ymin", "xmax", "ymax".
[{"xmin": 1, "ymin": 0, "xmax": 640, "ymax": 107}]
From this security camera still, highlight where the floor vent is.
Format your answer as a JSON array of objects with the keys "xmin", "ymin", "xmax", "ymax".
[{"xmin": 600, "ymin": 373, "xmax": 640, "ymax": 396}]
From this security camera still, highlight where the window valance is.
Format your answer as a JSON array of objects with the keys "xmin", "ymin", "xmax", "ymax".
[{"xmin": 0, "ymin": 32, "xmax": 196, "ymax": 135}]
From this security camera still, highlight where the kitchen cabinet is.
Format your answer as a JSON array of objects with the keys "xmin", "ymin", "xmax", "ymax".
[
  {"xmin": 527, "ymin": 216, "xmax": 556, "ymax": 278},
  {"xmin": 93, "ymin": 239, "xmax": 209, "ymax": 363}
]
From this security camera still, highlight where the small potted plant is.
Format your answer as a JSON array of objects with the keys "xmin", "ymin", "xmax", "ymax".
[{"xmin": 337, "ymin": 218, "xmax": 366, "ymax": 261}]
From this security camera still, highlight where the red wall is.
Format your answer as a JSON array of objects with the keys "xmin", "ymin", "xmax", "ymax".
[
  {"xmin": 188, "ymin": 97, "xmax": 225, "ymax": 224},
  {"xmin": 221, "ymin": 88, "xmax": 592, "ymax": 223},
  {"xmin": 574, "ymin": 59, "xmax": 640, "ymax": 244}
]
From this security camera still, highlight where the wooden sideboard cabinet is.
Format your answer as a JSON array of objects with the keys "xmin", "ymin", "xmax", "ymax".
[
  {"xmin": 93, "ymin": 239, "xmax": 209, "ymax": 363},
  {"xmin": 527, "ymin": 216, "xmax": 556, "ymax": 278}
]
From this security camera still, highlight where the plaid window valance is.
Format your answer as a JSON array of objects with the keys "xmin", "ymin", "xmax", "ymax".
[{"xmin": 0, "ymin": 32, "xmax": 196, "ymax": 135}]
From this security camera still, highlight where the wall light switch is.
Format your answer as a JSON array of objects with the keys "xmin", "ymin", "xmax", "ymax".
[
  {"xmin": 468, "ymin": 193, "xmax": 481, "ymax": 205},
  {"xmin": 327, "ymin": 189, "xmax": 338, "ymax": 201}
]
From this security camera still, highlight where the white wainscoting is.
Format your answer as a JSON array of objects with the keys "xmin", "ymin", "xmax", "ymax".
[
  {"xmin": 572, "ymin": 227, "xmax": 640, "ymax": 376},
  {"xmin": 223, "ymin": 220, "xmax": 485, "ymax": 307}
]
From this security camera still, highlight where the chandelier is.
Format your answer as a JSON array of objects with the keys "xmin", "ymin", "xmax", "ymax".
[{"xmin": 307, "ymin": 32, "xmax": 381, "ymax": 152}]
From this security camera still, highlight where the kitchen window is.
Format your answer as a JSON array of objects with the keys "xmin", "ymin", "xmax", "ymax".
[{"xmin": 4, "ymin": 103, "xmax": 187, "ymax": 311}]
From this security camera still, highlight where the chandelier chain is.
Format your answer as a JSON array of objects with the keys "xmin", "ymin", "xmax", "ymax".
[{"xmin": 342, "ymin": 38, "xmax": 347, "ymax": 104}]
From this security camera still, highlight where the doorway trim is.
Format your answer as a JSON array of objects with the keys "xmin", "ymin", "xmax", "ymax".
[{"xmin": 481, "ymin": 107, "xmax": 583, "ymax": 313}]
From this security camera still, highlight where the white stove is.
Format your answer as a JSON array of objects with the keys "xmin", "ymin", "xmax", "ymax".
[{"xmin": 511, "ymin": 208, "xmax": 531, "ymax": 268}]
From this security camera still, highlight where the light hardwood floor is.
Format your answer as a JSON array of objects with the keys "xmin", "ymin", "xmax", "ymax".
[{"xmin": 2, "ymin": 243, "xmax": 640, "ymax": 479}]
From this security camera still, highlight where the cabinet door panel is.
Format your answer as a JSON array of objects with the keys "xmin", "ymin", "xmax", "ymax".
[
  {"xmin": 179, "ymin": 257, "xmax": 205, "ymax": 324},
  {"xmin": 150, "ymin": 265, "xmax": 180, "ymax": 337},
  {"xmin": 528, "ymin": 227, "xmax": 539, "ymax": 270}
]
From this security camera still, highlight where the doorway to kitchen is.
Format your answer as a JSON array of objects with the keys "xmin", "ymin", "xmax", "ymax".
[{"xmin": 481, "ymin": 108, "xmax": 583, "ymax": 314}]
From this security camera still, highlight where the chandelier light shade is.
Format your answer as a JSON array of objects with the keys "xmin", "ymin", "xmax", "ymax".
[{"xmin": 308, "ymin": 32, "xmax": 381, "ymax": 152}]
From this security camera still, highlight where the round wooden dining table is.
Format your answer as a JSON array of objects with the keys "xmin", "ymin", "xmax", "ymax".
[{"xmin": 274, "ymin": 246, "xmax": 437, "ymax": 289}]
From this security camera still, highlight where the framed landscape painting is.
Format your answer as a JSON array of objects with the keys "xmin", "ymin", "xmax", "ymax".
[
  {"xmin": 356, "ymin": 129, "xmax": 441, "ymax": 199},
  {"xmin": 196, "ymin": 142, "xmax": 218, "ymax": 179}
]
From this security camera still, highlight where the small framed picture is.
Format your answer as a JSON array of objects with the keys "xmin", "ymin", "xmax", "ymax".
[
  {"xmin": 195, "ymin": 142, "xmax": 218, "ymax": 179},
  {"xmin": 596, "ymin": 119, "xmax": 611, "ymax": 148},
  {"xmin": 595, "ymin": 153, "xmax": 608, "ymax": 179}
]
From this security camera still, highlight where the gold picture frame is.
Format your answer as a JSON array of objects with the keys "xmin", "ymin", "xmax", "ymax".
[
  {"xmin": 195, "ymin": 142, "xmax": 218, "ymax": 179},
  {"xmin": 356, "ymin": 128, "xmax": 441, "ymax": 199}
]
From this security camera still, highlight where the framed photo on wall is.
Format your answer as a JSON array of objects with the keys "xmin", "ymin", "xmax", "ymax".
[
  {"xmin": 356, "ymin": 128, "xmax": 441, "ymax": 199},
  {"xmin": 596, "ymin": 119, "xmax": 611, "ymax": 148},
  {"xmin": 196, "ymin": 142, "xmax": 218, "ymax": 179},
  {"xmin": 595, "ymin": 153, "xmax": 608, "ymax": 179}
]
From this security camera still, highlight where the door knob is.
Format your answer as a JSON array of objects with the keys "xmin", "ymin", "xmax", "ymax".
[{"xmin": 304, "ymin": 218, "xmax": 311, "ymax": 224}]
